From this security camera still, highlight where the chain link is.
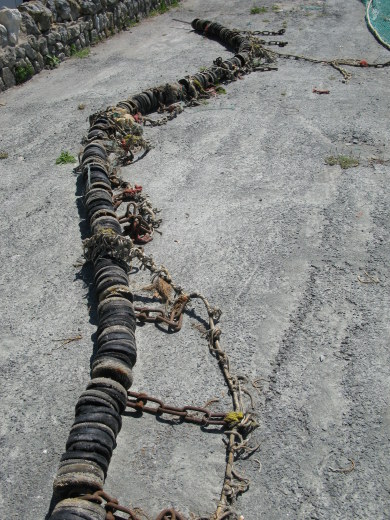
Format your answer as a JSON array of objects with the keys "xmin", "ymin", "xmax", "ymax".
[
  {"xmin": 134, "ymin": 292, "xmax": 189, "ymax": 332},
  {"xmin": 80, "ymin": 490, "xmax": 186, "ymax": 520}
]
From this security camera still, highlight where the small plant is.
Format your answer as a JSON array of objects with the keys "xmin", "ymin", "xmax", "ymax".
[
  {"xmin": 70, "ymin": 44, "xmax": 90, "ymax": 58},
  {"xmin": 272, "ymin": 4, "xmax": 282, "ymax": 11},
  {"xmin": 73, "ymin": 47, "xmax": 90, "ymax": 59},
  {"xmin": 0, "ymin": 151, "xmax": 8, "ymax": 159},
  {"xmin": 251, "ymin": 6, "xmax": 268, "ymax": 14},
  {"xmin": 282, "ymin": 20, "xmax": 288, "ymax": 28},
  {"xmin": 126, "ymin": 17, "xmax": 139, "ymax": 27},
  {"xmin": 15, "ymin": 64, "xmax": 34, "ymax": 84},
  {"xmin": 46, "ymin": 54, "xmax": 60, "ymax": 69},
  {"xmin": 56, "ymin": 151, "xmax": 77, "ymax": 165},
  {"xmin": 150, "ymin": 1, "xmax": 177, "ymax": 17},
  {"xmin": 281, "ymin": 90, "xmax": 287, "ymax": 96},
  {"xmin": 216, "ymin": 86, "xmax": 227, "ymax": 95},
  {"xmin": 159, "ymin": 0, "xmax": 169, "ymax": 13},
  {"xmin": 325, "ymin": 155, "xmax": 359, "ymax": 169}
]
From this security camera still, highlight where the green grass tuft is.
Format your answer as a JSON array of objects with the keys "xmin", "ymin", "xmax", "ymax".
[
  {"xmin": 15, "ymin": 64, "xmax": 34, "ymax": 84},
  {"xmin": 46, "ymin": 55, "xmax": 60, "ymax": 69},
  {"xmin": 325, "ymin": 155, "xmax": 359, "ymax": 169},
  {"xmin": 56, "ymin": 151, "xmax": 77, "ymax": 165},
  {"xmin": 146, "ymin": 1, "xmax": 179, "ymax": 18},
  {"xmin": 251, "ymin": 6, "xmax": 268, "ymax": 14},
  {"xmin": 73, "ymin": 47, "xmax": 90, "ymax": 59},
  {"xmin": 159, "ymin": 0, "xmax": 169, "ymax": 13}
]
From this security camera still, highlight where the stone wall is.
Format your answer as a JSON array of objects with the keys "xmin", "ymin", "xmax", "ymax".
[{"xmin": 0, "ymin": 0, "xmax": 178, "ymax": 92}]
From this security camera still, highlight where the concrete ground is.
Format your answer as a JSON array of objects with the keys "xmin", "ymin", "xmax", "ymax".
[{"xmin": 0, "ymin": 1, "xmax": 389, "ymax": 519}]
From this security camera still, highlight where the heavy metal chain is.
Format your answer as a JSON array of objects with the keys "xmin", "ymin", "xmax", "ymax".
[
  {"xmin": 128, "ymin": 247, "xmax": 259, "ymax": 519},
  {"xmin": 127, "ymin": 391, "xmax": 228, "ymax": 426}
]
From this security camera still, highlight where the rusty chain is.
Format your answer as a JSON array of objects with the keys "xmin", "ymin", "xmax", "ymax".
[
  {"xmin": 127, "ymin": 391, "xmax": 228, "ymax": 426},
  {"xmin": 125, "ymin": 241, "xmax": 260, "ymax": 518},
  {"xmin": 128, "ymin": 259, "xmax": 259, "ymax": 519}
]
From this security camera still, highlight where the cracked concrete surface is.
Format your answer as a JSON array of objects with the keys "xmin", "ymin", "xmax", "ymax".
[{"xmin": 0, "ymin": 1, "xmax": 389, "ymax": 519}]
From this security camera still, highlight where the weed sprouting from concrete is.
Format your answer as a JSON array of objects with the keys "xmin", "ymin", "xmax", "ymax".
[
  {"xmin": 150, "ymin": 0, "xmax": 178, "ymax": 16},
  {"xmin": 15, "ymin": 64, "xmax": 34, "ymax": 84},
  {"xmin": 56, "ymin": 151, "xmax": 77, "ymax": 165},
  {"xmin": 158, "ymin": 0, "xmax": 169, "ymax": 13},
  {"xmin": 46, "ymin": 55, "xmax": 60, "ymax": 69},
  {"xmin": 251, "ymin": 6, "xmax": 268, "ymax": 14},
  {"xmin": 125, "ymin": 17, "xmax": 139, "ymax": 28},
  {"xmin": 74, "ymin": 47, "xmax": 90, "ymax": 59},
  {"xmin": 325, "ymin": 155, "xmax": 359, "ymax": 169}
]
